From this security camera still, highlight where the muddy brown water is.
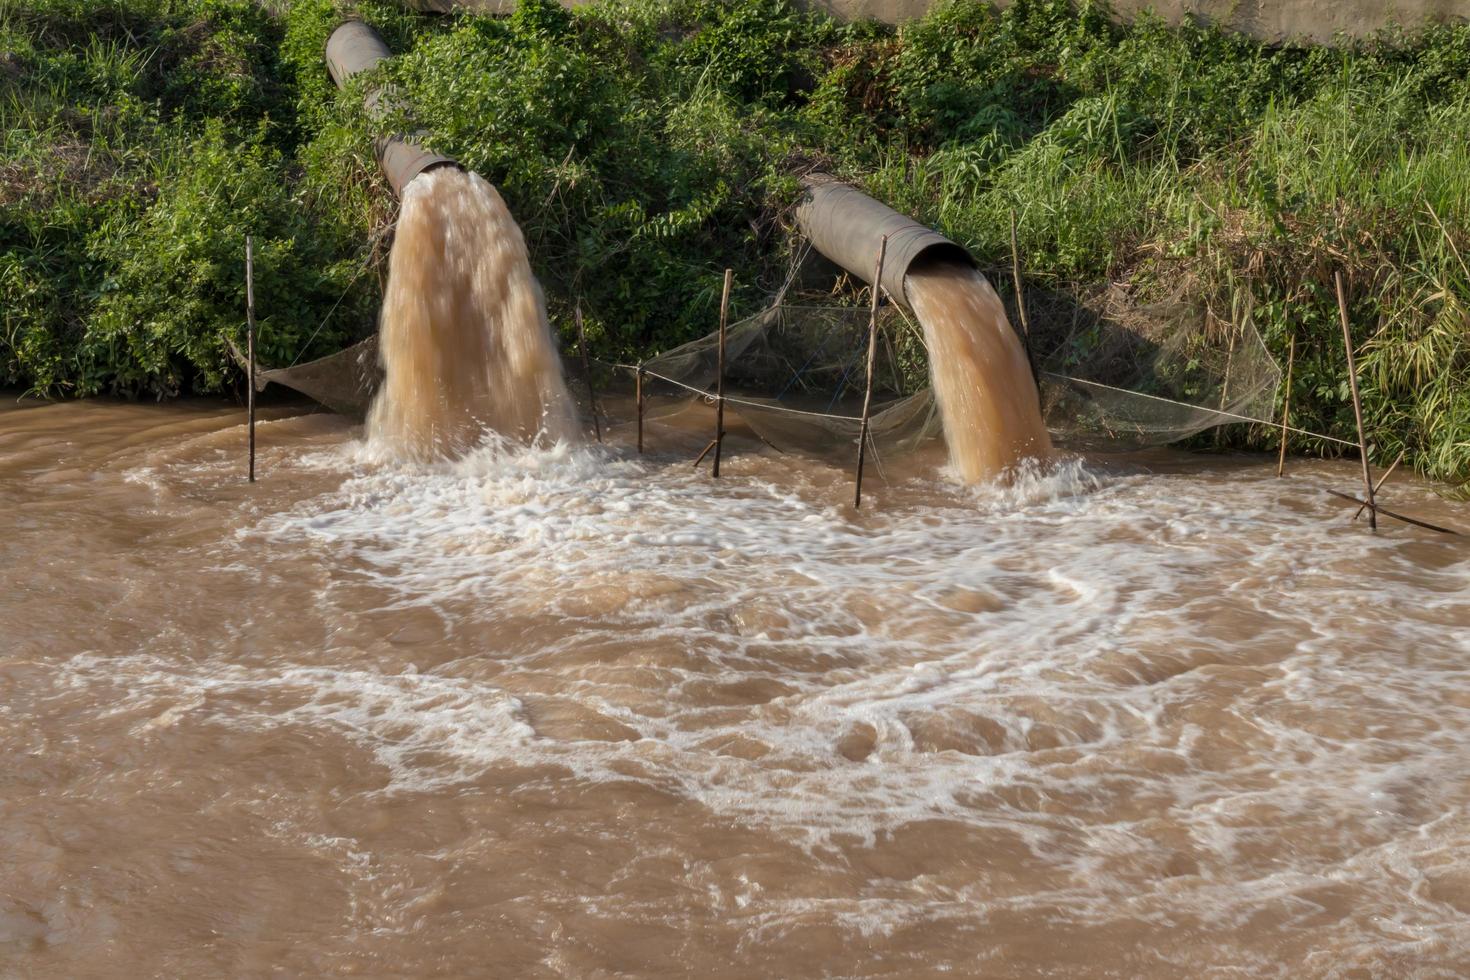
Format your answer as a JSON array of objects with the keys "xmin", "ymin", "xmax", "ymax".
[
  {"xmin": 3, "ymin": 395, "xmax": 1469, "ymax": 977},
  {"xmin": 906, "ymin": 261, "xmax": 1052, "ymax": 482},
  {"xmin": 368, "ymin": 168, "xmax": 578, "ymax": 460}
]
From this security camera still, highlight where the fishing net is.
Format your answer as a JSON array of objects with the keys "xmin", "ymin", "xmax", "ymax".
[
  {"xmin": 250, "ymin": 266, "xmax": 1280, "ymax": 459},
  {"xmin": 233, "ymin": 335, "xmax": 380, "ymax": 416},
  {"xmin": 626, "ymin": 275, "xmax": 1280, "ymax": 459},
  {"xmin": 1026, "ymin": 282, "xmax": 1282, "ymax": 450},
  {"xmin": 631, "ymin": 301, "xmax": 942, "ymax": 460}
]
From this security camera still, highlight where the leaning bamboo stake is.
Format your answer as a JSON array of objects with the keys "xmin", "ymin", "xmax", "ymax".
[
  {"xmin": 1326, "ymin": 490, "xmax": 1459, "ymax": 535},
  {"xmin": 1354, "ymin": 450, "xmax": 1404, "ymax": 521},
  {"xmin": 574, "ymin": 302, "xmax": 602, "ymax": 443},
  {"xmin": 1009, "ymin": 209, "xmax": 1038, "ymax": 388},
  {"xmin": 1335, "ymin": 269, "xmax": 1376, "ymax": 530},
  {"xmin": 692, "ymin": 438, "xmax": 716, "ymax": 468},
  {"xmin": 1276, "ymin": 334, "xmax": 1295, "ymax": 477},
  {"xmin": 635, "ymin": 361, "xmax": 645, "ymax": 454},
  {"xmin": 246, "ymin": 235, "xmax": 256, "ymax": 484},
  {"xmin": 855, "ymin": 235, "xmax": 889, "ymax": 509},
  {"xmin": 712, "ymin": 268, "xmax": 733, "ymax": 478}
]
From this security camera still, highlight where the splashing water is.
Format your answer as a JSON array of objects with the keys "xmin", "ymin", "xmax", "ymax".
[
  {"xmin": 905, "ymin": 260, "xmax": 1052, "ymax": 482},
  {"xmin": 5, "ymin": 394, "xmax": 1470, "ymax": 976},
  {"xmin": 367, "ymin": 167, "xmax": 578, "ymax": 460}
]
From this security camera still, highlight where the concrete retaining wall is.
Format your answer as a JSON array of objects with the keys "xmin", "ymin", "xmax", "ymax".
[
  {"xmin": 412, "ymin": 1, "xmax": 1468, "ymax": 45},
  {"xmin": 809, "ymin": 1, "xmax": 1465, "ymax": 43}
]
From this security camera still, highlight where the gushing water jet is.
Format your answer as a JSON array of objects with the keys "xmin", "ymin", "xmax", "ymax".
[
  {"xmin": 794, "ymin": 175, "xmax": 1051, "ymax": 482},
  {"xmin": 326, "ymin": 21, "xmax": 578, "ymax": 460}
]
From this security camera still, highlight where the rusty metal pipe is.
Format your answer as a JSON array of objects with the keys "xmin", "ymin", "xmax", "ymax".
[{"xmin": 325, "ymin": 20, "xmax": 459, "ymax": 198}]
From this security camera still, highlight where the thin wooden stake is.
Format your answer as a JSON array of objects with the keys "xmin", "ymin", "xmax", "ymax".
[
  {"xmin": 574, "ymin": 302, "xmax": 602, "ymax": 443},
  {"xmin": 1009, "ymin": 208, "xmax": 1038, "ymax": 389},
  {"xmin": 1335, "ymin": 269, "xmax": 1376, "ymax": 530},
  {"xmin": 246, "ymin": 235, "xmax": 256, "ymax": 484},
  {"xmin": 1215, "ymin": 314, "xmax": 1239, "ymax": 450},
  {"xmin": 855, "ymin": 235, "xmax": 888, "ymax": 509},
  {"xmin": 712, "ymin": 268, "xmax": 733, "ymax": 478},
  {"xmin": 1326, "ymin": 490, "xmax": 1459, "ymax": 535},
  {"xmin": 1354, "ymin": 450, "xmax": 1404, "ymax": 521},
  {"xmin": 1276, "ymin": 334, "xmax": 1295, "ymax": 477},
  {"xmin": 693, "ymin": 438, "xmax": 717, "ymax": 469},
  {"xmin": 635, "ymin": 361, "xmax": 645, "ymax": 454}
]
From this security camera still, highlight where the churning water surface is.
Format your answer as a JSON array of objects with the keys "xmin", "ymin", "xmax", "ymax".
[{"xmin": 3, "ymin": 395, "xmax": 1470, "ymax": 977}]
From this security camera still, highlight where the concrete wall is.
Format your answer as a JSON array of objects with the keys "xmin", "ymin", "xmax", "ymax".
[
  {"xmin": 806, "ymin": 1, "xmax": 1465, "ymax": 44},
  {"xmin": 412, "ymin": 1, "xmax": 1468, "ymax": 45}
]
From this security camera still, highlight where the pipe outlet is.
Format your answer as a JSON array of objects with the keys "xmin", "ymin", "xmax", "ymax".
[{"xmin": 794, "ymin": 174, "xmax": 974, "ymax": 307}]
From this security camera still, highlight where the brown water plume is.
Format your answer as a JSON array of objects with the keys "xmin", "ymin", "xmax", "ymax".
[
  {"xmin": 367, "ymin": 167, "xmax": 577, "ymax": 460},
  {"xmin": 905, "ymin": 260, "xmax": 1052, "ymax": 482}
]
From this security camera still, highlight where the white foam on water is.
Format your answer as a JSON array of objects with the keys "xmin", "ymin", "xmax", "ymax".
[
  {"xmin": 55, "ymin": 654, "xmax": 535, "ymax": 793},
  {"xmin": 58, "ymin": 433, "xmax": 1470, "ymax": 966}
]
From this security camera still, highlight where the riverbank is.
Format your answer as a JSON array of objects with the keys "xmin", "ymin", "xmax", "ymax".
[{"xmin": 3, "ymin": 0, "xmax": 1469, "ymax": 487}]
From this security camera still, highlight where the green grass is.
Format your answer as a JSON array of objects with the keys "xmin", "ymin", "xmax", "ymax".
[{"xmin": 3, "ymin": 0, "xmax": 1470, "ymax": 489}]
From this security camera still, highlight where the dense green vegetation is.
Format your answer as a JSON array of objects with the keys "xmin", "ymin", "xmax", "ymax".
[{"xmin": 3, "ymin": 0, "xmax": 1469, "ymax": 487}]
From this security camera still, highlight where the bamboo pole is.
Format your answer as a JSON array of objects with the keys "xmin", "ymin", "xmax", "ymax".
[
  {"xmin": 635, "ymin": 362, "xmax": 645, "ymax": 454},
  {"xmin": 246, "ymin": 235, "xmax": 256, "ymax": 484},
  {"xmin": 712, "ymin": 268, "xmax": 733, "ymax": 478},
  {"xmin": 574, "ymin": 302, "xmax": 602, "ymax": 443},
  {"xmin": 1335, "ymin": 269, "xmax": 1376, "ymax": 530},
  {"xmin": 692, "ymin": 438, "xmax": 716, "ymax": 469},
  {"xmin": 1326, "ymin": 490, "xmax": 1459, "ymax": 535},
  {"xmin": 854, "ymin": 235, "xmax": 888, "ymax": 509},
  {"xmin": 1215, "ymin": 313, "xmax": 1239, "ymax": 449},
  {"xmin": 1009, "ymin": 209, "xmax": 1038, "ymax": 388},
  {"xmin": 1276, "ymin": 334, "xmax": 1295, "ymax": 477},
  {"xmin": 1354, "ymin": 450, "xmax": 1404, "ymax": 521}
]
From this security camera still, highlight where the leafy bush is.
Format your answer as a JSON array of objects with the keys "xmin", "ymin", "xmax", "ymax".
[
  {"xmin": 77, "ymin": 120, "xmax": 372, "ymax": 395},
  {"xmin": 1, "ymin": 0, "xmax": 365, "ymax": 395}
]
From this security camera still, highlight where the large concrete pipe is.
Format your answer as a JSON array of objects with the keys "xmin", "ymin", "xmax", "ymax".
[
  {"xmin": 793, "ymin": 174, "xmax": 972, "ymax": 307},
  {"xmin": 325, "ymin": 20, "xmax": 459, "ymax": 197}
]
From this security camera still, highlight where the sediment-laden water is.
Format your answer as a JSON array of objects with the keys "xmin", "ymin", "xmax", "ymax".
[
  {"xmin": 368, "ymin": 167, "xmax": 577, "ymax": 459},
  {"xmin": 906, "ymin": 261, "xmax": 1052, "ymax": 482},
  {"xmin": 3, "ymin": 396, "xmax": 1468, "ymax": 976}
]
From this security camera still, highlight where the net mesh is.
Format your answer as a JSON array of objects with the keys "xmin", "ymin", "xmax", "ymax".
[
  {"xmin": 627, "ymin": 275, "xmax": 1280, "ymax": 459},
  {"xmin": 632, "ymin": 302, "xmax": 941, "ymax": 460},
  {"xmin": 1026, "ymin": 282, "xmax": 1282, "ymax": 450},
  {"xmin": 250, "ymin": 266, "xmax": 1280, "ymax": 459},
  {"xmin": 261, "ymin": 337, "xmax": 381, "ymax": 416}
]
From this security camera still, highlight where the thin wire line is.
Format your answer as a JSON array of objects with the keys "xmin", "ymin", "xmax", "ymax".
[
  {"xmin": 623, "ymin": 364, "xmax": 867, "ymax": 420},
  {"xmin": 1041, "ymin": 372, "xmax": 1360, "ymax": 448},
  {"xmin": 289, "ymin": 263, "xmax": 375, "ymax": 368},
  {"xmin": 611, "ymin": 361, "xmax": 1358, "ymax": 448}
]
